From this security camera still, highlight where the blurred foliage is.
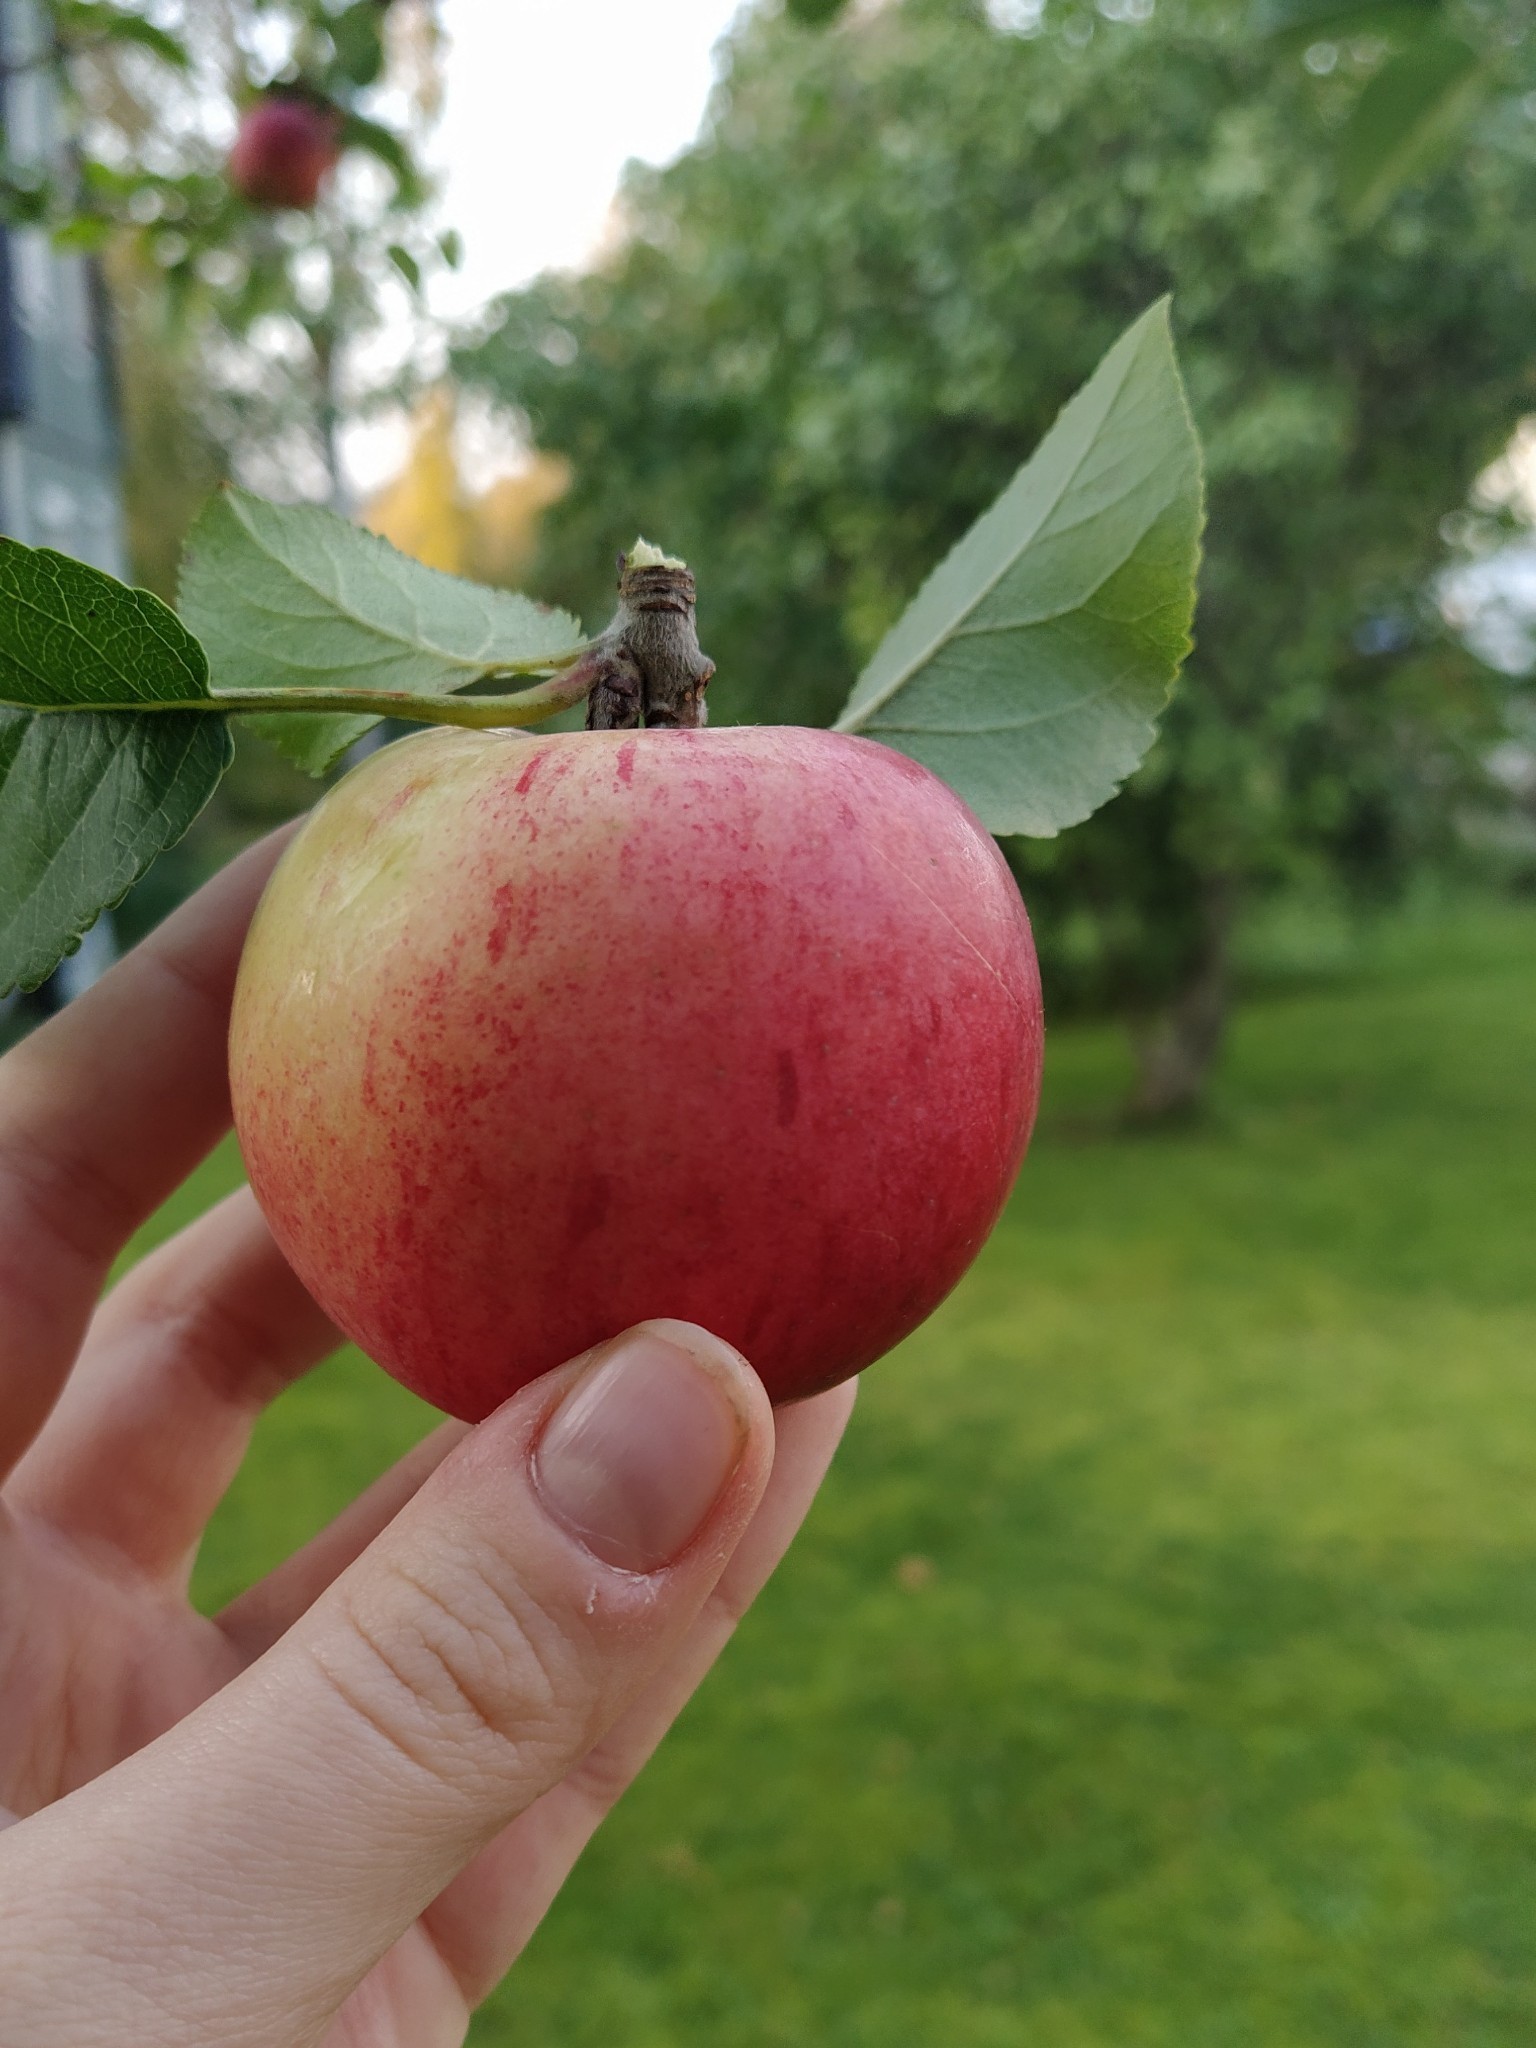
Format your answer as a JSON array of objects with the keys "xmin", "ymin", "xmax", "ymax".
[
  {"xmin": 4, "ymin": 0, "xmax": 442, "ymax": 321},
  {"xmin": 455, "ymin": 0, "xmax": 1536, "ymax": 1112},
  {"xmin": 10, "ymin": 0, "xmax": 452, "ymax": 509},
  {"xmin": 102, "ymin": 238, "xmax": 228, "ymax": 601},
  {"xmin": 1256, "ymin": 0, "xmax": 1536, "ymax": 224},
  {"xmin": 54, "ymin": 6, "xmax": 453, "ymax": 939}
]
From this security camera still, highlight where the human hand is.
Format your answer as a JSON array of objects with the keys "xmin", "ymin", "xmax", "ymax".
[{"xmin": 0, "ymin": 833, "xmax": 855, "ymax": 2047}]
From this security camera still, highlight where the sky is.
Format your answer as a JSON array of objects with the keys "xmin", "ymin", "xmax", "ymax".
[
  {"xmin": 343, "ymin": 0, "xmax": 747, "ymax": 494},
  {"xmin": 430, "ymin": 0, "xmax": 745, "ymax": 319}
]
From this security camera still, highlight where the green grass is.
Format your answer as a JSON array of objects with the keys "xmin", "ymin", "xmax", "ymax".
[{"xmin": 123, "ymin": 897, "xmax": 1536, "ymax": 2045}]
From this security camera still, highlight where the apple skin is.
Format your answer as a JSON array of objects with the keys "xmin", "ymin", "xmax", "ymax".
[
  {"xmin": 228, "ymin": 93, "xmax": 341, "ymax": 211},
  {"xmin": 230, "ymin": 726, "xmax": 1044, "ymax": 1418}
]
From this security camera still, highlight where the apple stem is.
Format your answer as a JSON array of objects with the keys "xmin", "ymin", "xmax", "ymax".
[{"xmin": 583, "ymin": 550, "xmax": 715, "ymax": 731}]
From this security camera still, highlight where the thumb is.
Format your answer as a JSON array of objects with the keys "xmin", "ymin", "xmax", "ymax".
[{"xmin": 0, "ymin": 1321, "xmax": 774, "ymax": 2047}]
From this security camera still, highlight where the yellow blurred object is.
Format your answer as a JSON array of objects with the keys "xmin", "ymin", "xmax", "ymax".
[
  {"xmin": 471, "ymin": 457, "xmax": 574, "ymax": 585},
  {"xmin": 362, "ymin": 388, "xmax": 570, "ymax": 586}
]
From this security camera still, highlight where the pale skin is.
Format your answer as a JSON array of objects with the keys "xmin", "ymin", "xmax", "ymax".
[{"xmin": 0, "ymin": 830, "xmax": 855, "ymax": 2047}]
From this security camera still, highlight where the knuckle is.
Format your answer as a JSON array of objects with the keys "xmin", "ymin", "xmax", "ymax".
[
  {"xmin": 117, "ymin": 1267, "xmax": 297, "ymax": 1412},
  {"xmin": 322, "ymin": 1545, "xmax": 593, "ymax": 1797},
  {"xmin": 0, "ymin": 1124, "xmax": 129, "ymax": 1285},
  {"xmin": 0, "ymin": 947, "xmax": 222, "ymax": 1274}
]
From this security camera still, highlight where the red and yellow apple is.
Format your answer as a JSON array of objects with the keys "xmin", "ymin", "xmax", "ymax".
[{"xmin": 230, "ymin": 726, "xmax": 1043, "ymax": 1418}]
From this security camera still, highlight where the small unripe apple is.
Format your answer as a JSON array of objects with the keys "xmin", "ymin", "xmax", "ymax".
[
  {"xmin": 230, "ymin": 727, "xmax": 1043, "ymax": 1417},
  {"xmin": 228, "ymin": 91, "xmax": 341, "ymax": 212}
]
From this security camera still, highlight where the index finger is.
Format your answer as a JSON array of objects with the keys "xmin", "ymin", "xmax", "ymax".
[{"xmin": 0, "ymin": 826, "xmax": 295, "ymax": 1479}]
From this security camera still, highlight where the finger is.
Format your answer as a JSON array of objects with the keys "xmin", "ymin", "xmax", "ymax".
[
  {"xmin": 0, "ymin": 1322, "xmax": 775, "ymax": 2047},
  {"xmin": 424, "ymin": 1377, "xmax": 857, "ymax": 2006},
  {"xmin": 219, "ymin": 1417, "xmax": 470, "ymax": 1660},
  {"xmin": 7, "ymin": 1188, "xmax": 338, "ymax": 1581},
  {"xmin": 0, "ymin": 828, "xmax": 295, "ymax": 1480}
]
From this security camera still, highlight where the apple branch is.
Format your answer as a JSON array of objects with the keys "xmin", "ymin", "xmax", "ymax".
[{"xmin": 584, "ymin": 543, "xmax": 715, "ymax": 731}]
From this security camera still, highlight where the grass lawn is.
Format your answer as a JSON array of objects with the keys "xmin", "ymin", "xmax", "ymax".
[{"xmin": 121, "ymin": 896, "xmax": 1536, "ymax": 2046}]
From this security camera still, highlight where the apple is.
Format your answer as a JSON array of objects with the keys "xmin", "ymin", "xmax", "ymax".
[
  {"xmin": 229, "ymin": 726, "xmax": 1044, "ymax": 1418},
  {"xmin": 228, "ymin": 92, "xmax": 342, "ymax": 212}
]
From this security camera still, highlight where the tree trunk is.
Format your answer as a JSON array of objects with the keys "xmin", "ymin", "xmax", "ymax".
[
  {"xmin": 309, "ymin": 317, "xmax": 347, "ymax": 514},
  {"xmin": 1126, "ymin": 882, "xmax": 1235, "ymax": 1123}
]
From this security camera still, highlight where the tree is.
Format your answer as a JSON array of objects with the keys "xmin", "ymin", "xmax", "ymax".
[
  {"xmin": 455, "ymin": 0, "xmax": 1534, "ymax": 1114},
  {"xmin": 0, "ymin": 1, "xmax": 455, "ymax": 1029},
  {"xmin": 1255, "ymin": 0, "xmax": 1536, "ymax": 225},
  {"xmin": 3, "ymin": 0, "xmax": 451, "ymax": 513}
]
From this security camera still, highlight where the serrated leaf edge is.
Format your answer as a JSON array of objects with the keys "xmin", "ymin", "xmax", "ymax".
[
  {"xmin": 0, "ymin": 710, "xmax": 233, "ymax": 996},
  {"xmin": 185, "ymin": 489, "xmax": 584, "ymax": 682},
  {"xmin": 0, "ymin": 540, "xmax": 211, "ymax": 705},
  {"xmin": 836, "ymin": 298, "xmax": 1188, "ymax": 738}
]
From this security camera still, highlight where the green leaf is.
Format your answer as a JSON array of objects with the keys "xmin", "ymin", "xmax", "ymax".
[
  {"xmin": 1335, "ymin": 30, "xmax": 1487, "ymax": 224},
  {"xmin": 387, "ymin": 241, "xmax": 421, "ymax": 292},
  {"xmin": 51, "ymin": 212, "xmax": 114, "ymax": 253},
  {"xmin": 0, "ymin": 538, "xmax": 209, "ymax": 713},
  {"xmin": 0, "ymin": 541, "xmax": 231, "ymax": 994},
  {"xmin": 178, "ymin": 490, "xmax": 585, "ymax": 775},
  {"xmin": 327, "ymin": 0, "xmax": 386, "ymax": 87},
  {"xmin": 1252, "ymin": 0, "xmax": 1439, "ymax": 52},
  {"xmin": 835, "ymin": 299, "xmax": 1204, "ymax": 838},
  {"xmin": 53, "ymin": 2, "xmax": 190, "ymax": 66},
  {"xmin": 0, "ymin": 713, "xmax": 230, "ymax": 994},
  {"xmin": 0, "ymin": 170, "xmax": 55, "ymax": 227}
]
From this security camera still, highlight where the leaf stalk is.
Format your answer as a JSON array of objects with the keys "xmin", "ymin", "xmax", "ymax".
[{"xmin": 10, "ymin": 666, "xmax": 596, "ymax": 730}]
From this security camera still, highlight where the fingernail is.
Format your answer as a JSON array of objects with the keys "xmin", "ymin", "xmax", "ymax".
[{"xmin": 532, "ymin": 1325, "xmax": 752, "ymax": 1573}]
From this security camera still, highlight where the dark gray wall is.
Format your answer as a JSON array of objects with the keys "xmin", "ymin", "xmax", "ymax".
[{"xmin": 0, "ymin": 0, "xmax": 127, "ymax": 574}]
